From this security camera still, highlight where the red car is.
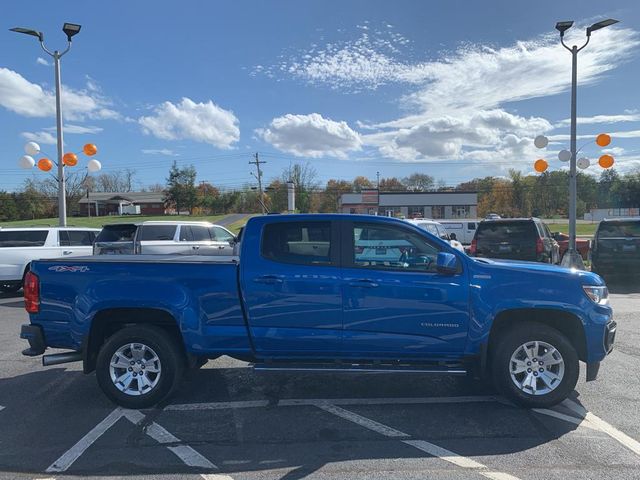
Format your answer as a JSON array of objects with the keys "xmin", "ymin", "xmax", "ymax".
[{"xmin": 551, "ymin": 232, "xmax": 591, "ymax": 260}]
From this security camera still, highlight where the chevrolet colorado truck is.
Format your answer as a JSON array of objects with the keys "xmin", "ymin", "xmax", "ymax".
[{"xmin": 20, "ymin": 214, "xmax": 616, "ymax": 409}]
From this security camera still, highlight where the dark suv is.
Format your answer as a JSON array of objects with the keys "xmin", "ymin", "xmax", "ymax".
[
  {"xmin": 470, "ymin": 218, "xmax": 559, "ymax": 264},
  {"xmin": 591, "ymin": 218, "xmax": 640, "ymax": 281}
]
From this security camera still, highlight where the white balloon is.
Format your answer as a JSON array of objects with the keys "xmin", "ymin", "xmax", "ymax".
[
  {"xmin": 87, "ymin": 159, "xmax": 102, "ymax": 172},
  {"xmin": 577, "ymin": 157, "xmax": 590, "ymax": 169},
  {"xmin": 19, "ymin": 155, "xmax": 35, "ymax": 169},
  {"xmin": 558, "ymin": 149, "xmax": 571, "ymax": 162},
  {"xmin": 534, "ymin": 135, "xmax": 549, "ymax": 149},
  {"xmin": 24, "ymin": 142, "xmax": 40, "ymax": 156}
]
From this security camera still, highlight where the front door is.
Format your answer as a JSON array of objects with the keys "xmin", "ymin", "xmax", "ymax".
[
  {"xmin": 240, "ymin": 220, "xmax": 342, "ymax": 357},
  {"xmin": 341, "ymin": 221, "xmax": 470, "ymax": 358}
]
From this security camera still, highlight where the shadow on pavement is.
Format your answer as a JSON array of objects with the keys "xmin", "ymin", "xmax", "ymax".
[{"xmin": 0, "ymin": 363, "xmax": 586, "ymax": 477}]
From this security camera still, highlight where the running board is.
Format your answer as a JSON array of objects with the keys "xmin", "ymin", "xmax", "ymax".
[{"xmin": 252, "ymin": 362, "xmax": 467, "ymax": 375}]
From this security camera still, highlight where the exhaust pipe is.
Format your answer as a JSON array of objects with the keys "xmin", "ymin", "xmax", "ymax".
[{"xmin": 42, "ymin": 352, "xmax": 82, "ymax": 367}]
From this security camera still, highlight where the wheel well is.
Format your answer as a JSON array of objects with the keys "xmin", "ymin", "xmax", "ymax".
[
  {"xmin": 83, "ymin": 308, "xmax": 184, "ymax": 373},
  {"xmin": 488, "ymin": 309, "xmax": 587, "ymax": 361}
]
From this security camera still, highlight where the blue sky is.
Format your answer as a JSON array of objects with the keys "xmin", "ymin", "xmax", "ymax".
[{"xmin": 2, "ymin": 0, "xmax": 640, "ymax": 192}]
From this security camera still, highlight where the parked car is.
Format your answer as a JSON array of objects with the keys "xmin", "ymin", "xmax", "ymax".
[
  {"xmin": 0, "ymin": 227, "xmax": 100, "ymax": 292},
  {"xmin": 470, "ymin": 218, "xmax": 560, "ymax": 264},
  {"xmin": 591, "ymin": 217, "xmax": 640, "ymax": 281},
  {"xmin": 93, "ymin": 221, "xmax": 236, "ymax": 256},
  {"xmin": 407, "ymin": 219, "xmax": 465, "ymax": 252},
  {"xmin": 551, "ymin": 231, "xmax": 591, "ymax": 261},
  {"xmin": 437, "ymin": 219, "xmax": 479, "ymax": 245},
  {"xmin": 485, "ymin": 213, "xmax": 501, "ymax": 220},
  {"xmin": 21, "ymin": 214, "xmax": 614, "ymax": 409}
]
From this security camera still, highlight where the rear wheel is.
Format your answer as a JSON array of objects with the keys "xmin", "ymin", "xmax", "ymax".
[
  {"xmin": 491, "ymin": 322, "xmax": 579, "ymax": 408},
  {"xmin": 96, "ymin": 325, "xmax": 185, "ymax": 408}
]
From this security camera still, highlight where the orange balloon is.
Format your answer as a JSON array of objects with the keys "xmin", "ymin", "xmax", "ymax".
[
  {"xmin": 534, "ymin": 159, "xmax": 548, "ymax": 173},
  {"xmin": 37, "ymin": 158, "xmax": 53, "ymax": 172},
  {"xmin": 599, "ymin": 154, "xmax": 614, "ymax": 168},
  {"xmin": 83, "ymin": 143, "xmax": 98, "ymax": 156},
  {"xmin": 62, "ymin": 152, "xmax": 78, "ymax": 166},
  {"xmin": 596, "ymin": 133, "xmax": 611, "ymax": 147}
]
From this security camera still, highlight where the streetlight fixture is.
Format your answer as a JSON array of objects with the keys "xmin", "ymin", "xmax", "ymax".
[
  {"xmin": 10, "ymin": 22, "xmax": 82, "ymax": 227},
  {"xmin": 554, "ymin": 18, "xmax": 619, "ymax": 269}
]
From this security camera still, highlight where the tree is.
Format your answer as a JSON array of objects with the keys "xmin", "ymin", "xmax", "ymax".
[
  {"xmin": 90, "ymin": 169, "xmax": 137, "ymax": 193},
  {"xmin": 352, "ymin": 176, "xmax": 373, "ymax": 192},
  {"xmin": 403, "ymin": 173, "xmax": 435, "ymax": 191},
  {"xmin": 0, "ymin": 191, "xmax": 18, "ymax": 221},
  {"xmin": 379, "ymin": 177, "xmax": 406, "ymax": 191},
  {"xmin": 265, "ymin": 180, "xmax": 288, "ymax": 213},
  {"xmin": 320, "ymin": 179, "xmax": 353, "ymax": 212},
  {"xmin": 164, "ymin": 161, "xmax": 198, "ymax": 214},
  {"xmin": 280, "ymin": 163, "xmax": 319, "ymax": 213}
]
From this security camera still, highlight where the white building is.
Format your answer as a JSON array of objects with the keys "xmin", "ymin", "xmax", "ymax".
[
  {"xmin": 584, "ymin": 207, "xmax": 640, "ymax": 222},
  {"xmin": 340, "ymin": 190, "xmax": 478, "ymax": 219}
]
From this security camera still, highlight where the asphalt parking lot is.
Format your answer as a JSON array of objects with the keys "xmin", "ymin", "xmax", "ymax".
[{"xmin": 1, "ymin": 286, "xmax": 640, "ymax": 480}]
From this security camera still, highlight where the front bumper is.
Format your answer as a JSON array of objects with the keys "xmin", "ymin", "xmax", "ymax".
[
  {"xmin": 20, "ymin": 324, "xmax": 45, "ymax": 356},
  {"xmin": 586, "ymin": 320, "xmax": 617, "ymax": 382}
]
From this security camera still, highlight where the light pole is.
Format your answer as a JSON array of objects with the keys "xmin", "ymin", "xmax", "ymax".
[
  {"xmin": 11, "ymin": 23, "xmax": 82, "ymax": 227},
  {"xmin": 555, "ymin": 18, "xmax": 618, "ymax": 269}
]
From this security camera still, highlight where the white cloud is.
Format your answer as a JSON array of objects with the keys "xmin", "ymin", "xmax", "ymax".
[
  {"xmin": 0, "ymin": 67, "xmax": 120, "ymax": 120},
  {"xmin": 257, "ymin": 113, "xmax": 362, "ymax": 159},
  {"xmin": 549, "ymin": 129, "xmax": 640, "ymax": 142},
  {"xmin": 21, "ymin": 131, "xmax": 57, "ymax": 145},
  {"xmin": 141, "ymin": 148, "xmax": 179, "ymax": 156},
  {"xmin": 139, "ymin": 97, "xmax": 239, "ymax": 149},
  {"xmin": 36, "ymin": 57, "xmax": 50, "ymax": 67},
  {"xmin": 43, "ymin": 124, "xmax": 103, "ymax": 134},
  {"xmin": 555, "ymin": 113, "xmax": 640, "ymax": 128}
]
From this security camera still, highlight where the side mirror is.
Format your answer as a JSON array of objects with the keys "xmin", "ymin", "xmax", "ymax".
[{"xmin": 436, "ymin": 252, "xmax": 458, "ymax": 275}]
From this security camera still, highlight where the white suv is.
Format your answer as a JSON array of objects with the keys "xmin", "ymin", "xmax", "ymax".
[{"xmin": 0, "ymin": 227, "xmax": 100, "ymax": 293}]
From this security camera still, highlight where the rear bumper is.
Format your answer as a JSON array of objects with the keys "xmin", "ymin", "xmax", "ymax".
[{"xmin": 20, "ymin": 324, "xmax": 46, "ymax": 356}]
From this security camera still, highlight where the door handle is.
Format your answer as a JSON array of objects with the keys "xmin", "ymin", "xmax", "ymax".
[
  {"xmin": 348, "ymin": 279, "xmax": 379, "ymax": 288},
  {"xmin": 254, "ymin": 274, "xmax": 284, "ymax": 284},
  {"xmin": 63, "ymin": 251, "xmax": 72, "ymax": 255},
  {"xmin": 218, "ymin": 245, "xmax": 226, "ymax": 249},
  {"xmin": 192, "ymin": 246, "xmax": 200, "ymax": 250}
]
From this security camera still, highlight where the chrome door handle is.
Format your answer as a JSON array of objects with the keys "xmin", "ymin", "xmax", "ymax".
[
  {"xmin": 348, "ymin": 279, "xmax": 379, "ymax": 288},
  {"xmin": 192, "ymin": 246, "xmax": 200, "ymax": 250},
  {"xmin": 254, "ymin": 275, "xmax": 284, "ymax": 284},
  {"xmin": 63, "ymin": 251, "xmax": 72, "ymax": 255}
]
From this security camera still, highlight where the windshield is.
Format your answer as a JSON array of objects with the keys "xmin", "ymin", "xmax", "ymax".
[
  {"xmin": 598, "ymin": 221, "xmax": 640, "ymax": 238},
  {"xmin": 476, "ymin": 222, "xmax": 536, "ymax": 243},
  {"xmin": 95, "ymin": 225, "xmax": 137, "ymax": 242}
]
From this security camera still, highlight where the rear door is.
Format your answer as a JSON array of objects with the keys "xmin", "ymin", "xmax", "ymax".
[
  {"xmin": 58, "ymin": 230, "xmax": 97, "ymax": 257},
  {"xmin": 341, "ymin": 220, "xmax": 470, "ymax": 357},
  {"xmin": 138, "ymin": 225, "xmax": 180, "ymax": 254},
  {"xmin": 240, "ymin": 220, "xmax": 342, "ymax": 356},
  {"xmin": 475, "ymin": 221, "xmax": 537, "ymax": 261}
]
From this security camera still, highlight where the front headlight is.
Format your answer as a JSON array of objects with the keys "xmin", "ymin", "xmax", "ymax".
[{"xmin": 583, "ymin": 285, "xmax": 609, "ymax": 305}]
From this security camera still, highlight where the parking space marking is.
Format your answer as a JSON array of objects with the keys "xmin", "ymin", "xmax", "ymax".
[
  {"xmin": 46, "ymin": 407, "xmax": 124, "ymax": 473},
  {"xmin": 317, "ymin": 403, "xmax": 524, "ymax": 480},
  {"xmin": 532, "ymin": 408, "xmax": 600, "ymax": 431},
  {"xmin": 316, "ymin": 403, "xmax": 410, "ymax": 438},
  {"xmin": 123, "ymin": 409, "xmax": 218, "ymax": 469},
  {"xmin": 200, "ymin": 475, "xmax": 234, "ymax": 480},
  {"xmin": 562, "ymin": 399, "xmax": 640, "ymax": 457},
  {"xmin": 166, "ymin": 395, "xmax": 501, "ymax": 411}
]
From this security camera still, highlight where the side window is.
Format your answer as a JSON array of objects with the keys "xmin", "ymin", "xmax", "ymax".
[
  {"xmin": 58, "ymin": 230, "xmax": 70, "ymax": 246},
  {"xmin": 468, "ymin": 222, "xmax": 476, "ymax": 230},
  {"xmin": 262, "ymin": 221, "xmax": 333, "ymax": 266},
  {"xmin": 179, "ymin": 226, "xmax": 193, "ymax": 242},
  {"xmin": 211, "ymin": 226, "xmax": 234, "ymax": 242},
  {"xmin": 353, "ymin": 223, "xmax": 441, "ymax": 272},
  {"xmin": 436, "ymin": 225, "xmax": 449, "ymax": 240},
  {"xmin": 139, "ymin": 225, "xmax": 177, "ymax": 241},
  {"xmin": 190, "ymin": 225, "xmax": 212, "ymax": 241},
  {"xmin": 64, "ymin": 230, "xmax": 95, "ymax": 246},
  {"xmin": 425, "ymin": 224, "xmax": 439, "ymax": 236}
]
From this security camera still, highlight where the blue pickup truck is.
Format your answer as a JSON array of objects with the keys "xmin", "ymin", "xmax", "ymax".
[{"xmin": 20, "ymin": 214, "xmax": 616, "ymax": 408}]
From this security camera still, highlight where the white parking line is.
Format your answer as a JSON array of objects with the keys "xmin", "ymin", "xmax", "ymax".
[
  {"xmin": 562, "ymin": 399, "xmax": 640, "ymax": 457},
  {"xmin": 46, "ymin": 408, "xmax": 124, "ymax": 473},
  {"xmin": 122, "ymin": 409, "xmax": 217, "ymax": 469},
  {"xmin": 0, "ymin": 405, "xmax": 5, "ymax": 412},
  {"xmin": 166, "ymin": 395, "xmax": 501, "ymax": 411},
  {"xmin": 317, "ymin": 403, "xmax": 524, "ymax": 480},
  {"xmin": 532, "ymin": 408, "xmax": 600, "ymax": 431}
]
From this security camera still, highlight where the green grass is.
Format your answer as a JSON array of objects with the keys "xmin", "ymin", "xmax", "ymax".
[
  {"xmin": 0, "ymin": 214, "xmax": 226, "ymax": 229},
  {"xmin": 225, "ymin": 215, "xmax": 256, "ymax": 234},
  {"xmin": 543, "ymin": 220, "xmax": 598, "ymax": 236}
]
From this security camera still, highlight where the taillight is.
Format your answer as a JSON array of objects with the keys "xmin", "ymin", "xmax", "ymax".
[
  {"xmin": 24, "ymin": 271, "xmax": 39, "ymax": 314},
  {"xmin": 470, "ymin": 239, "xmax": 477, "ymax": 255},
  {"xmin": 536, "ymin": 237, "xmax": 544, "ymax": 255}
]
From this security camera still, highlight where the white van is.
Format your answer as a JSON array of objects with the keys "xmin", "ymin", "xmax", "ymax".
[
  {"xmin": 437, "ymin": 219, "xmax": 480, "ymax": 245},
  {"xmin": 406, "ymin": 219, "xmax": 464, "ymax": 252},
  {"xmin": 0, "ymin": 227, "xmax": 100, "ymax": 293}
]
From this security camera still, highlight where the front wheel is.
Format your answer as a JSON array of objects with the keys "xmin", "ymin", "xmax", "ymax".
[
  {"xmin": 96, "ymin": 325, "xmax": 185, "ymax": 408},
  {"xmin": 491, "ymin": 322, "xmax": 579, "ymax": 408}
]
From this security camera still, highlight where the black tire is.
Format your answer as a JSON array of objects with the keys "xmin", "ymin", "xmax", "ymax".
[
  {"xmin": 96, "ymin": 325, "xmax": 185, "ymax": 408},
  {"xmin": 491, "ymin": 322, "xmax": 579, "ymax": 408}
]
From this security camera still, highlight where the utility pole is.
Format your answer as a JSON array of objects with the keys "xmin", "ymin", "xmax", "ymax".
[
  {"xmin": 250, "ymin": 152, "xmax": 266, "ymax": 214},
  {"xmin": 376, "ymin": 171, "xmax": 380, "ymax": 190}
]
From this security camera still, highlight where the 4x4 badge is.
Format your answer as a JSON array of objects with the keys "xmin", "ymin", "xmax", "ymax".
[{"xmin": 48, "ymin": 265, "xmax": 90, "ymax": 273}]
